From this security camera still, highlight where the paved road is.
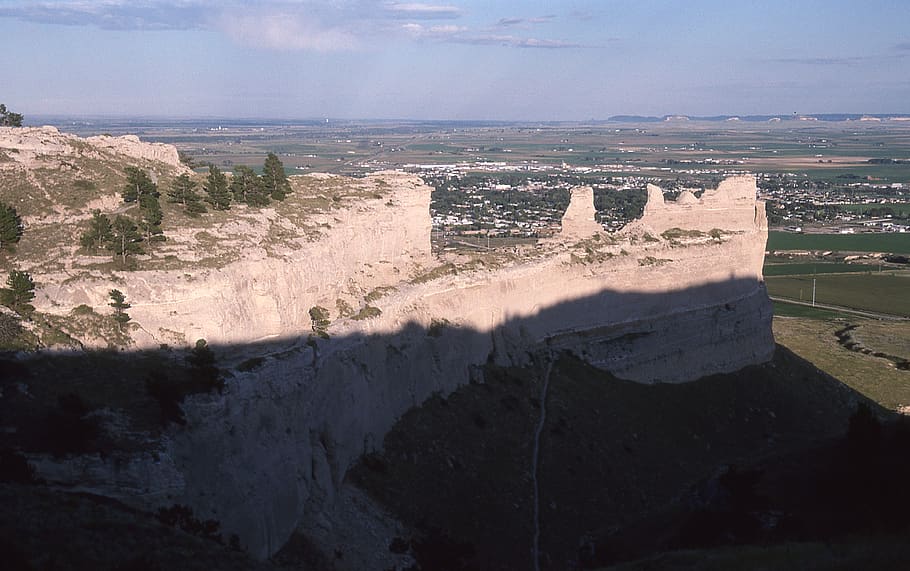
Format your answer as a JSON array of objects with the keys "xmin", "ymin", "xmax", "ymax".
[{"xmin": 770, "ymin": 296, "xmax": 910, "ymax": 321}]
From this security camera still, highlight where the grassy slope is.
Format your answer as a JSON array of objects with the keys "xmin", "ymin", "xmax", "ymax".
[{"xmin": 773, "ymin": 317, "xmax": 910, "ymax": 410}]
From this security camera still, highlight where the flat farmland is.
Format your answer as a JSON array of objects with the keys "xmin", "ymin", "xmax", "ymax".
[
  {"xmin": 55, "ymin": 119, "xmax": 910, "ymax": 183},
  {"xmin": 765, "ymin": 272, "xmax": 910, "ymax": 317},
  {"xmin": 767, "ymin": 231, "xmax": 910, "ymax": 254}
]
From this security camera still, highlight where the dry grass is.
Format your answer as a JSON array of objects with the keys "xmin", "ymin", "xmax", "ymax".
[{"xmin": 772, "ymin": 316, "xmax": 910, "ymax": 410}]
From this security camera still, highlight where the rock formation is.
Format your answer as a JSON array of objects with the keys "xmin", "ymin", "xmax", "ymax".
[
  {"xmin": 8, "ymin": 129, "xmax": 774, "ymax": 559},
  {"xmin": 557, "ymin": 186, "xmax": 603, "ymax": 239}
]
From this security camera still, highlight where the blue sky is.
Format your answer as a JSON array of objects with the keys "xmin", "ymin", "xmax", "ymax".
[{"xmin": 1, "ymin": 0, "xmax": 908, "ymax": 120}]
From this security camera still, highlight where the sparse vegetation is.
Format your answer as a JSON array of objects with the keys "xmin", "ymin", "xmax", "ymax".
[
  {"xmin": 661, "ymin": 227, "xmax": 706, "ymax": 241},
  {"xmin": 352, "ymin": 305, "xmax": 382, "ymax": 320},
  {"xmin": 309, "ymin": 305, "xmax": 330, "ymax": 338},
  {"xmin": 365, "ymin": 285, "xmax": 396, "ymax": 303},
  {"xmin": 428, "ymin": 317, "xmax": 450, "ymax": 337},
  {"xmin": 336, "ymin": 298, "xmax": 354, "ymax": 318}
]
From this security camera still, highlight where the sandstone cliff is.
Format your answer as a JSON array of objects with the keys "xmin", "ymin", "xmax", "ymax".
[{"xmin": 6, "ymin": 128, "xmax": 773, "ymax": 559}]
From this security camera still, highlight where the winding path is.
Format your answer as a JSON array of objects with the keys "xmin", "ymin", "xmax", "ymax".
[{"xmin": 531, "ymin": 352, "xmax": 555, "ymax": 571}]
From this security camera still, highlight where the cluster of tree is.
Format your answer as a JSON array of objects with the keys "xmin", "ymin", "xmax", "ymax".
[
  {"xmin": 202, "ymin": 153, "xmax": 291, "ymax": 210},
  {"xmin": 167, "ymin": 173, "xmax": 207, "ymax": 217},
  {"xmin": 122, "ymin": 167, "xmax": 165, "ymax": 243},
  {"xmin": 77, "ymin": 153, "xmax": 292, "ymax": 267},
  {"xmin": 0, "ymin": 104, "xmax": 23, "ymax": 127},
  {"xmin": 0, "ymin": 202, "xmax": 23, "ymax": 251},
  {"xmin": 80, "ymin": 210, "xmax": 144, "ymax": 267}
]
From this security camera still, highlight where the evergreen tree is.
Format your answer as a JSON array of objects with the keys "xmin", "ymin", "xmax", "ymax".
[
  {"xmin": 108, "ymin": 289, "xmax": 131, "ymax": 331},
  {"xmin": 203, "ymin": 165, "xmax": 231, "ymax": 211},
  {"xmin": 168, "ymin": 174, "xmax": 207, "ymax": 217},
  {"xmin": 0, "ymin": 104, "xmax": 23, "ymax": 127},
  {"xmin": 108, "ymin": 215, "xmax": 143, "ymax": 268},
  {"xmin": 122, "ymin": 167, "xmax": 165, "ymax": 243},
  {"xmin": 0, "ymin": 202, "xmax": 23, "ymax": 250},
  {"xmin": 185, "ymin": 195, "xmax": 207, "ymax": 217},
  {"xmin": 231, "ymin": 165, "xmax": 269, "ymax": 206},
  {"xmin": 0, "ymin": 270, "xmax": 36, "ymax": 318},
  {"xmin": 262, "ymin": 153, "xmax": 291, "ymax": 201},
  {"xmin": 167, "ymin": 174, "xmax": 196, "ymax": 206},
  {"xmin": 139, "ymin": 194, "xmax": 165, "ymax": 243},
  {"xmin": 79, "ymin": 210, "xmax": 113, "ymax": 252},
  {"xmin": 122, "ymin": 167, "xmax": 157, "ymax": 203},
  {"xmin": 187, "ymin": 339, "xmax": 223, "ymax": 392}
]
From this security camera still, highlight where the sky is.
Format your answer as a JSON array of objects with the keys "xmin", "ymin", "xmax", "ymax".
[{"xmin": 1, "ymin": 0, "xmax": 908, "ymax": 121}]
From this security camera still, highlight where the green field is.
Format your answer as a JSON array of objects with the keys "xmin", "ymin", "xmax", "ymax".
[
  {"xmin": 765, "ymin": 273, "xmax": 910, "ymax": 316},
  {"xmin": 771, "ymin": 300, "xmax": 850, "ymax": 319},
  {"xmin": 763, "ymin": 262, "xmax": 880, "ymax": 276},
  {"xmin": 839, "ymin": 203, "xmax": 910, "ymax": 217},
  {"xmin": 767, "ymin": 231, "xmax": 910, "ymax": 254}
]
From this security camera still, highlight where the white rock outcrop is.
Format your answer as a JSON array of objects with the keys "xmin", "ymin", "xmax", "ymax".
[{"xmin": 29, "ymin": 170, "xmax": 774, "ymax": 560}]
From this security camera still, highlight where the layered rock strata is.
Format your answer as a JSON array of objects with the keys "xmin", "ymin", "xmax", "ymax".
[{"xmin": 31, "ymin": 163, "xmax": 773, "ymax": 559}]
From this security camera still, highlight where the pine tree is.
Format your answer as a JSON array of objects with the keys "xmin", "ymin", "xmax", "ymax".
[
  {"xmin": 167, "ymin": 174, "xmax": 196, "ymax": 206},
  {"xmin": 79, "ymin": 210, "xmax": 113, "ymax": 252},
  {"xmin": 0, "ymin": 104, "xmax": 23, "ymax": 127},
  {"xmin": 0, "ymin": 270, "xmax": 36, "ymax": 318},
  {"xmin": 0, "ymin": 202, "xmax": 23, "ymax": 251},
  {"xmin": 122, "ymin": 167, "xmax": 157, "ymax": 203},
  {"xmin": 187, "ymin": 339, "xmax": 223, "ymax": 392},
  {"xmin": 108, "ymin": 289, "xmax": 131, "ymax": 331},
  {"xmin": 139, "ymin": 192, "xmax": 165, "ymax": 243},
  {"xmin": 231, "ymin": 165, "xmax": 269, "ymax": 206},
  {"xmin": 203, "ymin": 165, "xmax": 231, "ymax": 211},
  {"xmin": 121, "ymin": 167, "xmax": 164, "ymax": 243},
  {"xmin": 168, "ymin": 173, "xmax": 207, "ymax": 217},
  {"xmin": 262, "ymin": 153, "xmax": 291, "ymax": 201},
  {"xmin": 109, "ymin": 215, "xmax": 143, "ymax": 268}
]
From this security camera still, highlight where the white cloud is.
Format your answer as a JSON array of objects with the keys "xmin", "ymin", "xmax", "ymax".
[
  {"xmin": 0, "ymin": 1, "xmax": 581, "ymax": 52},
  {"xmin": 383, "ymin": 2, "xmax": 461, "ymax": 19},
  {"xmin": 217, "ymin": 11, "xmax": 358, "ymax": 51}
]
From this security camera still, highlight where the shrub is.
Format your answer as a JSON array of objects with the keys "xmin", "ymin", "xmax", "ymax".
[{"xmin": 352, "ymin": 305, "xmax": 382, "ymax": 321}]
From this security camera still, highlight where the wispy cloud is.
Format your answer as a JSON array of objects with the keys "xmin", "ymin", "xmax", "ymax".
[
  {"xmin": 0, "ymin": 0, "xmax": 211, "ymax": 30},
  {"xmin": 218, "ymin": 11, "xmax": 358, "ymax": 51},
  {"xmin": 0, "ymin": 1, "xmax": 582, "ymax": 51},
  {"xmin": 383, "ymin": 2, "xmax": 461, "ymax": 19},
  {"xmin": 451, "ymin": 34, "xmax": 582, "ymax": 49},
  {"xmin": 896, "ymin": 41, "xmax": 910, "ymax": 51},
  {"xmin": 402, "ymin": 22, "xmax": 582, "ymax": 49},
  {"xmin": 772, "ymin": 53, "xmax": 907, "ymax": 66},
  {"xmin": 495, "ymin": 15, "xmax": 555, "ymax": 27}
]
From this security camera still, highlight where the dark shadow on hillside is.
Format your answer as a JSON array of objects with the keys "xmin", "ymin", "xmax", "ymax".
[{"xmin": 0, "ymin": 276, "xmax": 895, "ymax": 569}]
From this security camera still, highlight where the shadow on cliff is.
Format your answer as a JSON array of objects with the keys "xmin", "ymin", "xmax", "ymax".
[{"xmin": 0, "ymin": 276, "xmax": 900, "ymax": 570}]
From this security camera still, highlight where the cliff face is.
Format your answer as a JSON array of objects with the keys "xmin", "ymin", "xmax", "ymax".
[
  {"xmin": 29, "ymin": 166, "xmax": 773, "ymax": 559},
  {"xmin": 7, "ymin": 128, "xmax": 773, "ymax": 559}
]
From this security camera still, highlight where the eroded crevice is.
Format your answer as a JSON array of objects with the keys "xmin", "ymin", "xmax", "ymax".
[{"xmin": 835, "ymin": 324, "xmax": 910, "ymax": 371}]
